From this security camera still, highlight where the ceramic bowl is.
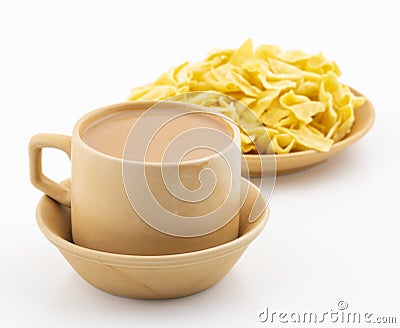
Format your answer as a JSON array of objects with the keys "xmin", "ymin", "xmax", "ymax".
[
  {"xmin": 244, "ymin": 88, "xmax": 375, "ymax": 176},
  {"xmin": 36, "ymin": 178, "xmax": 269, "ymax": 299}
]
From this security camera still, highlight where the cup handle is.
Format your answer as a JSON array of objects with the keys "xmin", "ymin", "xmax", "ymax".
[{"xmin": 29, "ymin": 133, "xmax": 72, "ymax": 207}]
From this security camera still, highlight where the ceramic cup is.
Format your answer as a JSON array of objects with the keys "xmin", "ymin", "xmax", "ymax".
[{"xmin": 29, "ymin": 101, "xmax": 242, "ymax": 255}]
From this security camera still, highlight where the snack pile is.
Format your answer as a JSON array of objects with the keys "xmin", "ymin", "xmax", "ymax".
[{"xmin": 128, "ymin": 39, "xmax": 365, "ymax": 154}]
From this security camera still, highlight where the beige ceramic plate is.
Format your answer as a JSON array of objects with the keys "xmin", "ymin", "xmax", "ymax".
[
  {"xmin": 243, "ymin": 89, "xmax": 375, "ymax": 176},
  {"xmin": 36, "ymin": 178, "xmax": 269, "ymax": 299}
]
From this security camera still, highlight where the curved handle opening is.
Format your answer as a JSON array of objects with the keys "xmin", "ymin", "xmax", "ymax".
[{"xmin": 29, "ymin": 134, "xmax": 72, "ymax": 207}]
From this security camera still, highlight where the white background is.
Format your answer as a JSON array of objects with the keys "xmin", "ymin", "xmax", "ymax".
[{"xmin": 1, "ymin": 0, "xmax": 399, "ymax": 327}]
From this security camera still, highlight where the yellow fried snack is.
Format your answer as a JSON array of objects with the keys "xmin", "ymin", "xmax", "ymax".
[{"xmin": 128, "ymin": 39, "xmax": 366, "ymax": 154}]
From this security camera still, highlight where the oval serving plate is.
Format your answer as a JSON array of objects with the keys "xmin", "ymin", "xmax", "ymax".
[{"xmin": 243, "ymin": 89, "xmax": 375, "ymax": 176}]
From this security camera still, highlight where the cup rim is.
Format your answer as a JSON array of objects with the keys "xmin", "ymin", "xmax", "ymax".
[{"xmin": 72, "ymin": 100, "xmax": 241, "ymax": 167}]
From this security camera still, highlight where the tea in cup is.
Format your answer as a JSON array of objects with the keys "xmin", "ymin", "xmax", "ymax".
[{"xmin": 29, "ymin": 101, "xmax": 241, "ymax": 255}]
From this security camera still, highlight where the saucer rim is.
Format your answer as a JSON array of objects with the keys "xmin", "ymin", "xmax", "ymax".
[{"xmin": 36, "ymin": 178, "xmax": 269, "ymax": 268}]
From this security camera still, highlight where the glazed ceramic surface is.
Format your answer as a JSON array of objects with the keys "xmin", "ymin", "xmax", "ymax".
[{"xmin": 36, "ymin": 178, "xmax": 269, "ymax": 299}]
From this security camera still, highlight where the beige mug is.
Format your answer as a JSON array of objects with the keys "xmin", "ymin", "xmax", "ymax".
[{"xmin": 29, "ymin": 101, "xmax": 242, "ymax": 255}]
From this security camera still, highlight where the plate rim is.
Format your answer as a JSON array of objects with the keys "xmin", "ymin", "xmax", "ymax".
[{"xmin": 243, "ymin": 87, "xmax": 375, "ymax": 161}]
